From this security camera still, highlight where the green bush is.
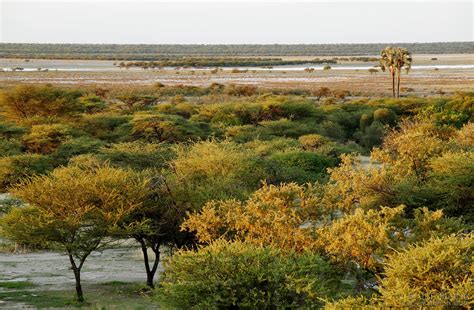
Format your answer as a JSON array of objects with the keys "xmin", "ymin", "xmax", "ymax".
[
  {"xmin": 77, "ymin": 114, "xmax": 132, "ymax": 142},
  {"xmin": 357, "ymin": 121, "xmax": 386, "ymax": 149},
  {"xmin": 318, "ymin": 121, "xmax": 346, "ymax": 141},
  {"xmin": 193, "ymin": 96, "xmax": 318, "ymax": 126},
  {"xmin": 132, "ymin": 113, "xmax": 208, "ymax": 143},
  {"xmin": 0, "ymin": 138, "xmax": 22, "ymax": 157},
  {"xmin": 98, "ymin": 141, "xmax": 173, "ymax": 170},
  {"xmin": 155, "ymin": 102, "xmax": 198, "ymax": 119},
  {"xmin": 373, "ymin": 108, "xmax": 396, "ymax": 125},
  {"xmin": 78, "ymin": 94, "xmax": 107, "ymax": 113},
  {"xmin": 0, "ymin": 154, "xmax": 53, "ymax": 191},
  {"xmin": 244, "ymin": 138, "xmax": 300, "ymax": 156},
  {"xmin": 269, "ymin": 151, "xmax": 336, "ymax": 183},
  {"xmin": 21, "ymin": 124, "xmax": 74, "ymax": 154},
  {"xmin": 378, "ymin": 234, "xmax": 473, "ymax": 308},
  {"xmin": 359, "ymin": 113, "xmax": 372, "ymax": 132},
  {"xmin": 0, "ymin": 122, "xmax": 26, "ymax": 139},
  {"xmin": 166, "ymin": 140, "xmax": 267, "ymax": 209},
  {"xmin": 427, "ymin": 151, "xmax": 474, "ymax": 221},
  {"xmin": 259, "ymin": 119, "xmax": 317, "ymax": 138},
  {"xmin": 298, "ymin": 134, "xmax": 331, "ymax": 150},
  {"xmin": 224, "ymin": 124, "xmax": 272, "ymax": 143},
  {"xmin": 52, "ymin": 137, "xmax": 105, "ymax": 165},
  {"xmin": 156, "ymin": 240, "xmax": 346, "ymax": 309}
]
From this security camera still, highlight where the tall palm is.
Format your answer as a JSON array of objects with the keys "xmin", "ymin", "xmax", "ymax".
[
  {"xmin": 394, "ymin": 48, "xmax": 412, "ymax": 98},
  {"xmin": 379, "ymin": 47, "xmax": 412, "ymax": 98},
  {"xmin": 380, "ymin": 47, "xmax": 397, "ymax": 98}
]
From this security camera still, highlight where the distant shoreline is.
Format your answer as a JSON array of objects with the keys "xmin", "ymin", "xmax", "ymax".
[{"xmin": 1, "ymin": 42, "xmax": 473, "ymax": 60}]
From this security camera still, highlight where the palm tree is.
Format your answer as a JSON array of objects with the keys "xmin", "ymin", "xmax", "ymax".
[
  {"xmin": 380, "ymin": 47, "xmax": 397, "ymax": 98},
  {"xmin": 394, "ymin": 48, "xmax": 412, "ymax": 98},
  {"xmin": 379, "ymin": 47, "xmax": 412, "ymax": 98}
]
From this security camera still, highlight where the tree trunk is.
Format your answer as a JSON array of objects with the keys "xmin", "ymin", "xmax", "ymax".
[
  {"xmin": 68, "ymin": 254, "xmax": 84, "ymax": 302},
  {"xmin": 397, "ymin": 69, "xmax": 401, "ymax": 98},
  {"xmin": 139, "ymin": 239, "xmax": 161, "ymax": 289},
  {"xmin": 391, "ymin": 70, "xmax": 395, "ymax": 98},
  {"xmin": 73, "ymin": 267, "xmax": 84, "ymax": 302}
]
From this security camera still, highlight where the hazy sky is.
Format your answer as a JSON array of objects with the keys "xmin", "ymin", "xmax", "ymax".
[{"xmin": 1, "ymin": 1, "xmax": 472, "ymax": 44}]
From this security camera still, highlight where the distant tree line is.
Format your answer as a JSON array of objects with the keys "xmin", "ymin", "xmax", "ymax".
[
  {"xmin": 0, "ymin": 42, "xmax": 472, "ymax": 60},
  {"xmin": 116, "ymin": 57, "xmax": 336, "ymax": 69}
]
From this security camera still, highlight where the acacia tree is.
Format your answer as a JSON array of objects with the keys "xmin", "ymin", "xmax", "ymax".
[
  {"xmin": 380, "ymin": 47, "xmax": 412, "ymax": 98},
  {"xmin": 121, "ymin": 180, "xmax": 190, "ymax": 289},
  {"xmin": 0, "ymin": 85, "xmax": 83, "ymax": 121},
  {"xmin": 0, "ymin": 161, "xmax": 151, "ymax": 302}
]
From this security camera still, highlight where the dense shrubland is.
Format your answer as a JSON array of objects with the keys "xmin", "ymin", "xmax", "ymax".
[{"xmin": 0, "ymin": 84, "xmax": 472, "ymax": 306}]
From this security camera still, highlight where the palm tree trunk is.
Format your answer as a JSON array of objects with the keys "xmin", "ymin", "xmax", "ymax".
[
  {"xmin": 397, "ymin": 70, "xmax": 401, "ymax": 98},
  {"xmin": 391, "ymin": 71, "xmax": 395, "ymax": 98}
]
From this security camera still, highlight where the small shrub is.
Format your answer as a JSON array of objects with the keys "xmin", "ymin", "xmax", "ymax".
[
  {"xmin": 298, "ymin": 134, "xmax": 330, "ymax": 150},
  {"xmin": 77, "ymin": 114, "xmax": 132, "ymax": 143},
  {"xmin": 22, "ymin": 124, "xmax": 73, "ymax": 154},
  {"xmin": 78, "ymin": 95, "xmax": 107, "ymax": 113},
  {"xmin": 318, "ymin": 121, "xmax": 346, "ymax": 141},
  {"xmin": 269, "ymin": 151, "xmax": 335, "ymax": 183},
  {"xmin": 52, "ymin": 137, "xmax": 105, "ymax": 165},
  {"xmin": 378, "ymin": 234, "xmax": 473, "ymax": 308},
  {"xmin": 98, "ymin": 141, "xmax": 173, "ymax": 170},
  {"xmin": 373, "ymin": 108, "xmax": 396, "ymax": 125},
  {"xmin": 132, "ymin": 113, "xmax": 208, "ymax": 143},
  {"xmin": 0, "ymin": 139, "xmax": 22, "ymax": 157}
]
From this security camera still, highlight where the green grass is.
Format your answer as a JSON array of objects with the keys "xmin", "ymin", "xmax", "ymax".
[
  {"xmin": 0, "ymin": 281, "xmax": 35, "ymax": 289},
  {"xmin": 0, "ymin": 281, "xmax": 156, "ymax": 309}
]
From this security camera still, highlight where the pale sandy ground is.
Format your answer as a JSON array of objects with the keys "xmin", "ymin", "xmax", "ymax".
[
  {"xmin": 1, "ymin": 54, "xmax": 473, "ymax": 97},
  {"xmin": 0, "ymin": 246, "xmax": 153, "ymax": 291},
  {"xmin": 1, "ymin": 68, "xmax": 472, "ymax": 97},
  {"xmin": 1, "ymin": 54, "xmax": 472, "ymax": 68},
  {"xmin": 0, "ymin": 243, "xmax": 161, "ymax": 309}
]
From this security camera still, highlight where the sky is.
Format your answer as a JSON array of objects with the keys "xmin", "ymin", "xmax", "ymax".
[{"xmin": 1, "ymin": 1, "xmax": 472, "ymax": 44}]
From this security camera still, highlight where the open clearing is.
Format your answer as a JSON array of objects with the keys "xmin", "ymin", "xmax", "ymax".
[{"xmin": 0, "ymin": 246, "xmax": 160, "ymax": 309}]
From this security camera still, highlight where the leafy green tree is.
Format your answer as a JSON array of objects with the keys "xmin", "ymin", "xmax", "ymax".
[
  {"xmin": 0, "ymin": 161, "xmax": 151, "ymax": 302},
  {"xmin": 0, "ymin": 85, "xmax": 83, "ymax": 121}
]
